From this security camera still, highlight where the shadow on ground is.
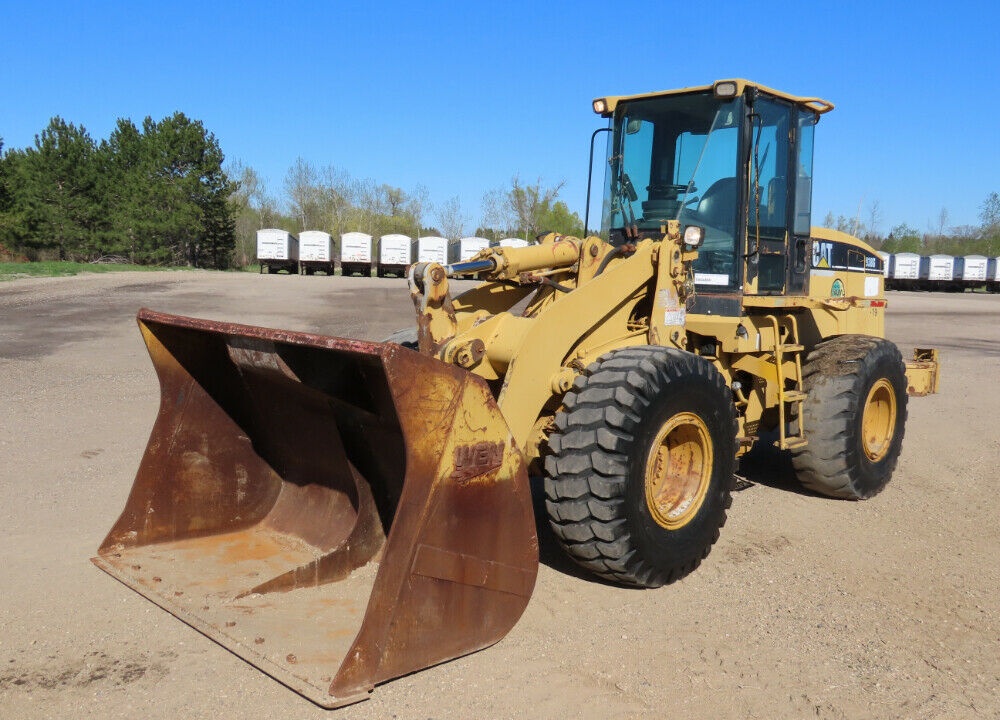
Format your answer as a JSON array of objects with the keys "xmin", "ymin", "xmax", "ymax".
[
  {"xmin": 736, "ymin": 430, "xmax": 818, "ymax": 497},
  {"xmin": 527, "ymin": 431, "xmax": 823, "ymax": 581}
]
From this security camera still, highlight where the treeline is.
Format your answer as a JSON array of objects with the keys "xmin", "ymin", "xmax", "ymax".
[
  {"xmin": 0, "ymin": 114, "xmax": 584, "ymax": 269},
  {"xmin": 0, "ymin": 115, "xmax": 236, "ymax": 267},
  {"xmin": 822, "ymin": 193, "xmax": 1000, "ymax": 258},
  {"xmin": 228, "ymin": 158, "xmax": 584, "ymax": 267}
]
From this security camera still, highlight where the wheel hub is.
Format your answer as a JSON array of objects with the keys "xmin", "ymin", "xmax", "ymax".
[
  {"xmin": 644, "ymin": 412, "xmax": 712, "ymax": 530},
  {"xmin": 862, "ymin": 378, "xmax": 896, "ymax": 462}
]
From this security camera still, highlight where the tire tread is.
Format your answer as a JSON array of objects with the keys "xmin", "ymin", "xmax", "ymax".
[{"xmin": 544, "ymin": 346, "xmax": 737, "ymax": 587}]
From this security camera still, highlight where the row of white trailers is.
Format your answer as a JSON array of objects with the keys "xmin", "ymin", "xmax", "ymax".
[
  {"xmin": 255, "ymin": 229, "xmax": 530, "ymax": 277},
  {"xmin": 878, "ymin": 252, "xmax": 1000, "ymax": 292}
]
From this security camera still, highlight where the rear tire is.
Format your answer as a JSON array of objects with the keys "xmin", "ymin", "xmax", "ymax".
[
  {"xmin": 544, "ymin": 347, "xmax": 737, "ymax": 587},
  {"xmin": 792, "ymin": 336, "xmax": 908, "ymax": 499}
]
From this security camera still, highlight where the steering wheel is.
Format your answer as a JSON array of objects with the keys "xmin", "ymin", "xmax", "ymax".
[
  {"xmin": 695, "ymin": 250, "xmax": 734, "ymax": 276},
  {"xmin": 647, "ymin": 183, "xmax": 696, "ymax": 199}
]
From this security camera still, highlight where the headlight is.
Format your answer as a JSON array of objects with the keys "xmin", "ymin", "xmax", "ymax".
[
  {"xmin": 592, "ymin": 98, "xmax": 608, "ymax": 114},
  {"xmin": 683, "ymin": 225, "xmax": 705, "ymax": 248}
]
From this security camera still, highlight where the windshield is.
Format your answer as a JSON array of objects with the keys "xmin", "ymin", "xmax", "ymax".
[
  {"xmin": 601, "ymin": 92, "xmax": 742, "ymax": 287},
  {"xmin": 602, "ymin": 93, "xmax": 740, "ymax": 235}
]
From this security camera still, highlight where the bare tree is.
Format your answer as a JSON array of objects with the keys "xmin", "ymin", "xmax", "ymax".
[
  {"xmin": 981, "ymin": 192, "xmax": 1000, "ymax": 230},
  {"xmin": 508, "ymin": 176, "xmax": 565, "ymax": 239},
  {"xmin": 319, "ymin": 164, "xmax": 352, "ymax": 239},
  {"xmin": 436, "ymin": 196, "xmax": 467, "ymax": 240},
  {"xmin": 406, "ymin": 184, "xmax": 430, "ymax": 234},
  {"xmin": 350, "ymin": 178, "xmax": 386, "ymax": 236},
  {"xmin": 936, "ymin": 206, "xmax": 950, "ymax": 238},
  {"xmin": 867, "ymin": 200, "xmax": 882, "ymax": 242},
  {"xmin": 382, "ymin": 185, "xmax": 405, "ymax": 216},
  {"xmin": 480, "ymin": 186, "xmax": 517, "ymax": 236},
  {"xmin": 227, "ymin": 160, "xmax": 279, "ymax": 266},
  {"xmin": 284, "ymin": 157, "xmax": 323, "ymax": 231}
]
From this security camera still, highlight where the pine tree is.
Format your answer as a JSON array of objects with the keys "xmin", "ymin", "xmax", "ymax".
[{"xmin": 12, "ymin": 118, "xmax": 100, "ymax": 260}]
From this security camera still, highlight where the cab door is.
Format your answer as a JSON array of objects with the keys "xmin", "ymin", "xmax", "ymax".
[{"xmin": 743, "ymin": 97, "xmax": 799, "ymax": 296}]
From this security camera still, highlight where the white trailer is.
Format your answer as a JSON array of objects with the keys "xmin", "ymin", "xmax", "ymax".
[
  {"xmin": 340, "ymin": 232, "xmax": 373, "ymax": 276},
  {"xmin": 926, "ymin": 254, "xmax": 955, "ymax": 281},
  {"xmin": 961, "ymin": 255, "xmax": 988, "ymax": 286},
  {"xmin": 452, "ymin": 237, "xmax": 491, "ymax": 264},
  {"xmin": 988, "ymin": 257, "xmax": 1000, "ymax": 293},
  {"xmin": 876, "ymin": 251, "xmax": 891, "ymax": 279},
  {"xmin": 256, "ymin": 229, "xmax": 299, "ymax": 274},
  {"xmin": 888, "ymin": 252, "xmax": 920, "ymax": 290},
  {"xmin": 413, "ymin": 236, "xmax": 448, "ymax": 265},
  {"xmin": 921, "ymin": 254, "xmax": 955, "ymax": 290},
  {"xmin": 377, "ymin": 234, "xmax": 412, "ymax": 277},
  {"xmin": 499, "ymin": 238, "xmax": 529, "ymax": 249},
  {"xmin": 299, "ymin": 231, "xmax": 335, "ymax": 275}
]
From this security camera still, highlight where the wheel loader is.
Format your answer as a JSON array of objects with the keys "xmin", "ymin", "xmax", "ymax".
[{"xmin": 94, "ymin": 79, "xmax": 940, "ymax": 708}]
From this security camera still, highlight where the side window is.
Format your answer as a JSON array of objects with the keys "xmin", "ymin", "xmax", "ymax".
[
  {"xmin": 621, "ymin": 118, "xmax": 654, "ymax": 210},
  {"xmin": 795, "ymin": 112, "xmax": 817, "ymax": 237},
  {"xmin": 745, "ymin": 99, "xmax": 793, "ymax": 293},
  {"xmin": 748, "ymin": 100, "xmax": 791, "ymax": 241},
  {"xmin": 604, "ymin": 117, "xmax": 655, "ymax": 233}
]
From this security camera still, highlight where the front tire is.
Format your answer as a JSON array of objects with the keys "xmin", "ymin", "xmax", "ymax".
[
  {"xmin": 544, "ymin": 347, "xmax": 737, "ymax": 587},
  {"xmin": 792, "ymin": 336, "xmax": 908, "ymax": 499}
]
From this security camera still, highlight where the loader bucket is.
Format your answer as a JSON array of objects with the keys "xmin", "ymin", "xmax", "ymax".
[{"xmin": 93, "ymin": 309, "xmax": 538, "ymax": 708}]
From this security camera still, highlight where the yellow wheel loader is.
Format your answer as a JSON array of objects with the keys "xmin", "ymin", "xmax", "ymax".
[{"xmin": 94, "ymin": 79, "xmax": 940, "ymax": 708}]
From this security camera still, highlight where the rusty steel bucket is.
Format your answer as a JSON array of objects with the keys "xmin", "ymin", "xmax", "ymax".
[{"xmin": 93, "ymin": 309, "xmax": 538, "ymax": 708}]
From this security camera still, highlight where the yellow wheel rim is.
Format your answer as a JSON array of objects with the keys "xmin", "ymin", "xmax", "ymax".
[
  {"xmin": 644, "ymin": 412, "xmax": 713, "ymax": 530},
  {"xmin": 861, "ymin": 378, "xmax": 896, "ymax": 462}
]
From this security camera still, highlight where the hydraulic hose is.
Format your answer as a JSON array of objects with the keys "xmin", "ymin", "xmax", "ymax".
[{"xmin": 594, "ymin": 243, "xmax": 636, "ymax": 277}]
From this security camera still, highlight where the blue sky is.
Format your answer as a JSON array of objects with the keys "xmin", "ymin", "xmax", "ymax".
[{"xmin": 2, "ymin": 0, "xmax": 998, "ymax": 236}]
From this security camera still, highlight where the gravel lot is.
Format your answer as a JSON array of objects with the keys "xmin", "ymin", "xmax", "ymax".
[{"xmin": 1, "ymin": 270, "xmax": 997, "ymax": 719}]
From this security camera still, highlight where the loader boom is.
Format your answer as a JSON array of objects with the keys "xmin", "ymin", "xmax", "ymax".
[{"xmin": 407, "ymin": 223, "xmax": 699, "ymax": 457}]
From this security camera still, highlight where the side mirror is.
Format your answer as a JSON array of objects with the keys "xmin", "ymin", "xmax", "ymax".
[{"xmin": 683, "ymin": 225, "xmax": 705, "ymax": 248}]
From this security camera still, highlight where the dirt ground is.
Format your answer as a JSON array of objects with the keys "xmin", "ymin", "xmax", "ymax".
[{"xmin": 0, "ymin": 270, "xmax": 997, "ymax": 720}]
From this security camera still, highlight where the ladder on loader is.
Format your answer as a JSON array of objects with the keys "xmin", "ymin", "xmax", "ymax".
[{"xmin": 766, "ymin": 314, "xmax": 808, "ymax": 450}]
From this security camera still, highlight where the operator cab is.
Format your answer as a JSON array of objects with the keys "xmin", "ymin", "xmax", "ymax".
[{"xmin": 594, "ymin": 80, "xmax": 832, "ymax": 311}]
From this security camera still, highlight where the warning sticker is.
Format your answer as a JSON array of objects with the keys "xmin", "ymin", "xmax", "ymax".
[
  {"xmin": 665, "ymin": 309, "xmax": 686, "ymax": 326},
  {"xmin": 657, "ymin": 288, "xmax": 680, "ymax": 311}
]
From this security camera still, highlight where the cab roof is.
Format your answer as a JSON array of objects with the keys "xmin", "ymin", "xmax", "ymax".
[{"xmin": 593, "ymin": 79, "xmax": 834, "ymax": 118}]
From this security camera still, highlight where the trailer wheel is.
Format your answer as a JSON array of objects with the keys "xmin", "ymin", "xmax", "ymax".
[
  {"xmin": 792, "ymin": 336, "xmax": 908, "ymax": 499},
  {"xmin": 544, "ymin": 347, "xmax": 737, "ymax": 587}
]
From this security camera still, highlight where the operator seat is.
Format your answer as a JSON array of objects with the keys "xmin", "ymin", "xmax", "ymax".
[
  {"xmin": 697, "ymin": 177, "xmax": 737, "ymax": 235},
  {"xmin": 764, "ymin": 176, "xmax": 787, "ymax": 227}
]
